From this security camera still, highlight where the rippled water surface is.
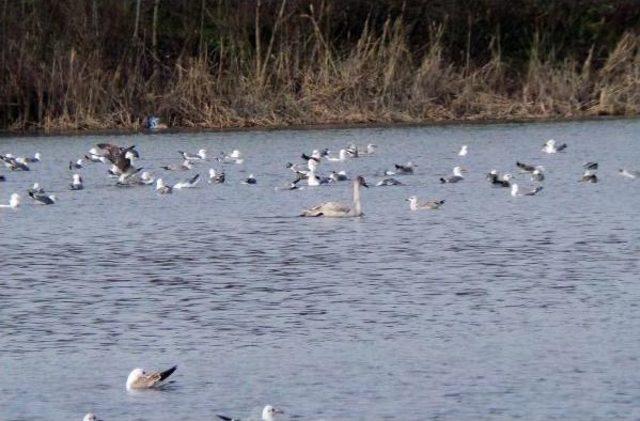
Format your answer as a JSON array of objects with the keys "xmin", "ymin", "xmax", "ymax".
[{"xmin": 1, "ymin": 119, "xmax": 640, "ymax": 420}]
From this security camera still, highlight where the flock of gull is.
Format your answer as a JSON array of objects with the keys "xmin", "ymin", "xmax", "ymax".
[{"xmin": 2, "ymin": 133, "xmax": 640, "ymax": 420}]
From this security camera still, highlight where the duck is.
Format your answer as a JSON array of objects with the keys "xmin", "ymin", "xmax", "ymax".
[
  {"xmin": 511, "ymin": 183, "xmax": 543, "ymax": 197},
  {"xmin": 301, "ymin": 176, "xmax": 368, "ymax": 217},
  {"xmin": 70, "ymin": 174, "xmax": 84, "ymax": 190},
  {"xmin": 406, "ymin": 195, "xmax": 445, "ymax": 210},
  {"xmin": 0, "ymin": 193, "xmax": 20, "ymax": 209},
  {"xmin": 126, "ymin": 366, "xmax": 177, "ymax": 390},
  {"xmin": 440, "ymin": 166, "xmax": 466, "ymax": 183}
]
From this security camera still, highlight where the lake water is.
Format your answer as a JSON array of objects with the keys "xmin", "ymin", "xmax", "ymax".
[{"xmin": 1, "ymin": 119, "xmax": 639, "ymax": 420}]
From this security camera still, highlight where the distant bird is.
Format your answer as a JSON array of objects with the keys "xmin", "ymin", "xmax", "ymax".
[
  {"xmin": 244, "ymin": 174, "xmax": 257, "ymax": 185},
  {"xmin": 22, "ymin": 152, "xmax": 41, "ymax": 163},
  {"xmin": 68, "ymin": 159, "xmax": 83, "ymax": 170},
  {"xmin": 179, "ymin": 149, "xmax": 207, "ymax": 161},
  {"xmin": 619, "ymin": 168, "xmax": 639, "ymax": 179},
  {"xmin": 161, "ymin": 160, "xmax": 192, "ymax": 171},
  {"xmin": 217, "ymin": 405, "xmax": 284, "ymax": 421},
  {"xmin": 511, "ymin": 183, "xmax": 543, "ymax": 197},
  {"xmin": 542, "ymin": 139, "xmax": 567, "ymax": 153},
  {"xmin": 173, "ymin": 174, "xmax": 200, "ymax": 189},
  {"xmin": 1, "ymin": 155, "xmax": 30, "ymax": 171},
  {"xmin": 208, "ymin": 168, "xmax": 225, "ymax": 184},
  {"xmin": 28, "ymin": 191, "xmax": 56, "ymax": 205},
  {"xmin": 406, "ymin": 196, "xmax": 445, "ymax": 210},
  {"xmin": 156, "ymin": 178, "xmax": 173, "ymax": 194},
  {"xmin": 531, "ymin": 168, "xmax": 545, "ymax": 182},
  {"xmin": 329, "ymin": 170, "xmax": 348, "ymax": 182},
  {"xmin": 363, "ymin": 143, "xmax": 377, "ymax": 156},
  {"xmin": 394, "ymin": 162, "xmax": 416, "ymax": 175},
  {"xmin": 126, "ymin": 366, "xmax": 177, "ymax": 390},
  {"xmin": 458, "ymin": 145, "xmax": 468, "ymax": 156},
  {"xmin": 583, "ymin": 162, "xmax": 598, "ymax": 171},
  {"xmin": 580, "ymin": 170, "xmax": 598, "ymax": 183},
  {"xmin": 487, "ymin": 170, "xmax": 512, "ymax": 187},
  {"xmin": 440, "ymin": 166, "xmax": 466, "ymax": 183},
  {"xmin": 28, "ymin": 182, "xmax": 45, "ymax": 195},
  {"xmin": 0, "ymin": 193, "xmax": 20, "ymax": 209},
  {"xmin": 221, "ymin": 150, "xmax": 244, "ymax": 164},
  {"xmin": 70, "ymin": 174, "xmax": 83, "ymax": 190},
  {"xmin": 301, "ymin": 176, "xmax": 368, "ymax": 217},
  {"xmin": 83, "ymin": 413, "xmax": 102, "ymax": 421},
  {"xmin": 327, "ymin": 149, "xmax": 349, "ymax": 162},
  {"xmin": 376, "ymin": 178, "xmax": 403, "ymax": 186},
  {"xmin": 139, "ymin": 172, "xmax": 155, "ymax": 185},
  {"xmin": 516, "ymin": 161, "xmax": 540, "ymax": 173},
  {"xmin": 346, "ymin": 144, "xmax": 359, "ymax": 157}
]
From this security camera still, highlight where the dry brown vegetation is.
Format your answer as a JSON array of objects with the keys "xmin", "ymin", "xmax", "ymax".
[{"xmin": 2, "ymin": 1, "xmax": 640, "ymax": 132}]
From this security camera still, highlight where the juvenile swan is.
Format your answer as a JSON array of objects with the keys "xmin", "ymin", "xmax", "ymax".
[{"xmin": 301, "ymin": 176, "xmax": 368, "ymax": 217}]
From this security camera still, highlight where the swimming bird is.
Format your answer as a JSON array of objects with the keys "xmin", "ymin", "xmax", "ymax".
[
  {"xmin": 406, "ymin": 195, "xmax": 445, "ymax": 210},
  {"xmin": 440, "ymin": 166, "xmax": 466, "ymax": 183},
  {"xmin": 173, "ymin": 173, "xmax": 200, "ymax": 189},
  {"xmin": 244, "ymin": 174, "xmax": 257, "ymax": 185},
  {"xmin": 327, "ymin": 149, "xmax": 348, "ymax": 162},
  {"xmin": 70, "ymin": 174, "xmax": 84, "ymax": 190},
  {"xmin": 156, "ymin": 178, "xmax": 173, "ymax": 194},
  {"xmin": 126, "ymin": 366, "xmax": 177, "ymax": 390},
  {"xmin": 83, "ymin": 413, "xmax": 102, "ymax": 421},
  {"xmin": 583, "ymin": 162, "xmax": 598, "ymax": 171},
  {"xmin": 0, "ymin": 193, "xmax": 20, "ymax": 209},
  {"xmin": 511, "ymin": 183, "xmax": 543, "ymax": 197},
  {"xmin": 162, "ymin": 160, "xmax": 192, "ymax": 171},
  {"xmin": 329, "ymin": 170, "xmax": 348, "ymax": 182},
  {"xmin": 85, "ymin": 153, "xmax": 108, "ymax": 163},
  {"xmin": 394, "ymin": 162, "xmax": 416, "ymax": 175},
  {"xmin": 619, "ymin": 168, "xmax": 639, "ymax": 179},
  {"xmin": 69, "ymin": 159, "xmax": 83, "ymax": 170},
  {"xmin": 116, "ymin": 167, "xmax": 144, "ymax": 186},
  {"xmin": 22, "ymin": 152, "xmax": 41, "ymax": 163},
  {"xmin": 531, "ymin": 168, "xmax": 545, "ymax": 182},
  {"xmin": 208, "ymin": 168, "xmax": 226, "ymax": 184},
  {"xmin": 28, "ymin": 191, "xmax": 56, "ymax": 205},
  {"xmin": 307, "ymin": 171, "xmax": 330, "ymax": 186},
  {"xmin": 221, "ymin": 150, "xmax": 244, "ymax": 164},
  {"xmin": 542, "ymin": 139, "xmax": 567, "ymax": 153},
  {"xmin": 486, "ymin": 170, "xmax": 512, "ymax": 187},
  {"xmin": 28, "ymin": 183, "xmax": 45, "ymax": 195},
  {"xmin": 179, "ymin": 149, "xmax": 207, "ymax": 161},
  {"xmin": 580, "ymin": 170, "xmax": 598, "ymax": 183},
  {"xmin": 516, "ymin": 161, "xmax": 540, "ymax": 173},
  {"xmin": 217, "ymin": 405, "xmax": 284, "ymax": 421},
  {"xmin": 301, "ymin": 175, "xmax": 368, "ymax": 217},
  {"xmin": 458, "ymin": 145, "xmax": 468, "ymax": 156},
  {"xmin": 1, "ymin": 155, "xmax": 30, "ymax": 171},
  {"xmin": 139, "ymin": 171, "xmax": 155, "ymax": 185},
  {"xmin": 376, "ymin": 177, "xmax": 403, "ymax": 186},
  {"xmin": 346, "ymin": 144, "xmax": 359, "ymax": 157}
]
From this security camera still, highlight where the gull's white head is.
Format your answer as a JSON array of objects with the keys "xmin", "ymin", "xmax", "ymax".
[
  {"xmin": 230, "ymin": 150, "xmax": 241, "ymax": 159},
  {"xmin": 183, "ymin": 160, "xmax": 192, "ymax": 169},
  {"xmin": 546, "ymin": 139, "xmax": 556, "ymax": 146},
  {"xmin": 73, "ymin": 174, "xmax": 82, "ymax": 183},
  {"xmin": 83, "ymin": 413, "xmax": 101, "ymax": 421},
  {"xmin": 32, "ymin": 182, "xmax": 40, "ymax": 190},
  {"xmin": 156, "ymin": 178, "xmax": 166, "ymax": 189},
  {"xmin": 339, "ymin": 149, "xmax": 347, "ymax": 159},
  {"xmin": 125, "ymin": 151, "xmax": 136, "ymax": 161},
  {"xmin": 9, "ymin": 193, "xmax": 20, "ymax": 208},
  {"xmin": 76, "ymin": 158, "xmax": 83, "ymax": 165},
  {"xmin": 89, "ymin": 147, "xmax": 99, "ymax": 155},
  {"xmin": 406, "ymin": 195, "xmax": 419, "ymax": 210},
  {"xmin": 141, "ymin": 171, "xmax": 153, "ymax": 181},
  {"xmin": 453, "ymin": 166, "xmax": 465, "ymax": 177},
  {"xmin": 489, "ymin": 169, "xmax": 498, "ymax": 175},
  {"xmin": 34, "ymin": 152, "xmax": 41, "ymax": 160},
  {"xmin": 311, "ymin": 149, "xmax": 321, "ymax": 159},
  {"xmin": 126, "ymin": 368, "xmax": 144, "ymax": 390},
  {"xmin": 49, "ymin": 194, "xmax": 57, "ymax": 203},
  {"xmin": 503, "ymin": 173, "xmax": 513, "ymax": 181},
  {"xmin": 198, "ymin": 149, "xmax": 207, "ymax": 159},
  {"xmin": 209, "ymin": 168, "xmax": 216, "ymax": 178},
  {"xmin": 510, "ymin": 183, "xmax": 519, "ymax": 196},
  {"xmin": 262, "ymin": 405, "xmax": 284, "ymax": 421}
]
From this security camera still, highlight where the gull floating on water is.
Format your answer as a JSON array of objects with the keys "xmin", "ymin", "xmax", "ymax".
[
  {"xmin": 70, "ymin": 174, "xmax": 84, "ymax": 190},
  {"xmin": 542, "ymin": 139, "xmax": 567, "ymax": 154},
  {"xmin": 376, "ymin": 177, "xmax": 403, "ymax": 186},
  {"xmin": 217, "ymin": 405, "xmax": 285, "ymax": 421},
  {"xmin": 21, "ymin": 152, "xmax": 41, "ymax": 163},
  {"xmin": 511, "ymin": 183, "xmax": 543, "ymax": 197},
  {"xmin": 208, "ymin": 168, "xmax": 226, "ymax": 184},
  {"xmin": 440, "ymin": 166, "xmax": 466, "ymax": 183},
  {"xmin": 516, "ymin": 161, "xmax": 542, "ymax": 173},
  {"xmin": 69, "ymin": 159, "xmax": 83, "ymax": 170},
  {"xmin": 173, "ymin": 173, "xmax": 200, "ymax": 189},
  {"xmin": 406, "ymin": 195, "xmax": 445, "ymax": 210},
  {"xmin": 531, "ymin": 167, "xmax": 545, "ymax": 182},
  {"xmin": 301, "ymin": 175, "xmax": 368, "ymax": 217},
  {"xmin": 486, "ymin": 170, "xmax": 512, "ymax": 187},
  {"xmin": 619, "ymin": 168, "xmax": 639, "ymax": 179},
  {"xmin": 458, "ymin": 145, "xmax": 468, "ymax": 156},
  {"xmin": 29, "ymin": 191, "xmax": 56, "ymax": 205},
  {"xmin": 583, "ymin": 162, "xmax": 598, "ymax": 171},
  {"xmin": 179, "ymin": 149, "xmax": 207, "ymax": 161},
  {"xmin": 1, "ymin": 154, "xmax": 30, "ymax": 171},
  {"xmin": 156, "ymin": 178, "xmax": 173, "ymax": 194},
  {"xmin": 0, "ymin": 193, "xmax": 20, "ymax": 209},
  {"xmin": 327, "ymin": 149, "xmax": 348, "ymax": 162},
  {"xmin": 580, "ymin": 170, "xmax": 598, "ymax": 183},
  {"xmin": 126, "ymin": 365, "xmax": 177, "ymax": 390},
  {"xmin": 329, "ymin": 170, "xmax": 348, "ymax": 182},
  {"xmin": 83, "ymin": 413, "xmax": 102, "ymax": 421}
]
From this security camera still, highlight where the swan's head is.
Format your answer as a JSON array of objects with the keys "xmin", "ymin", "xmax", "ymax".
[
  {"xmin": 126, "ymin": 368, "xmax": 144, "ymax": 390},
  {"xmin": 355, "ymin": 175, "xmax": 369, "ymax": 188},
  {"xmin": 83, "ymin": 413, "xmax": 102, "ymax": 421},
  {"xmin": 9, "ymin": 193, "xmax": 20, "ymax": 208},
  {"xmin": 34, "ymin": 152, "xmax": 41, "ymax": 160},
  {"xmin": 198, "ymin": 149, "xmax": 207, "ymax": 159},
  {"xmin": 72, "ymin": 174, "xmax": 82, "ymax": 183},
  {"xmin": 262, "ymin": 405, "xmax": 284, "ymax": 421}
]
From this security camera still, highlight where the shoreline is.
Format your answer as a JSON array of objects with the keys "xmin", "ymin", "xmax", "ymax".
[{"xmin": 0, "ymin": 114, "xmax": 636, "ymax": 139}]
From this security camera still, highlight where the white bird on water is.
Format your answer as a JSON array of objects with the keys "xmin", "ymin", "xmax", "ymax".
[
  {"xmin": 440, "ymin": 166, "xmax": 466, "ymax": 183},
  {"xmin": 156, "ymin": 178, "xmax": 173, "ymax": 194},
  {"xmin": 83, "ymin": 413, "xmax": 102, "ymax": 421},
  {"xmin": 217, "ymin": 405, "xmax": 285, "ymax": 421},
  {"xmin": 126, "ymin": 366, "xmax": 177, "ymax": 390},
  {"xmin": 173, "ymin": 173, "xmax": 200, "ymax": 189},
  {"xmin": 0, "ymin": 193, "xmax": 20, "ymax": 209},
  {"xmin": 458, "ymin": 145, "xmax": 468, "ymax": 156},
  {"xmin": 542, "ymin": 139, "xmax": 567, "ymax": 154},
  {"xmin": 406, "ymin": 195, "xmax": 445, "ymax": 210},
  {"xmin": 301, "ymin": 176, "xmax": 368, "ymax": 217},
  {"xmin": 511, "ymin": 183, "xmax": 543, "ymax": 197},
  {"xmin": 70, "ymin": 173, "xmax": 84, "ymax": 190}
]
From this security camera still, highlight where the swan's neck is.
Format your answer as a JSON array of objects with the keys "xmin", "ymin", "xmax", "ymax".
[{"xmin": 352, "ymin": 182, "xmax": 363, "ymax": 216}]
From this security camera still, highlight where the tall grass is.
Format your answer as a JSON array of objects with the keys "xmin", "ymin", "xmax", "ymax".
[{"xmin": 2, "ymin": 1, "xmax": 640, "ymax": 132}]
